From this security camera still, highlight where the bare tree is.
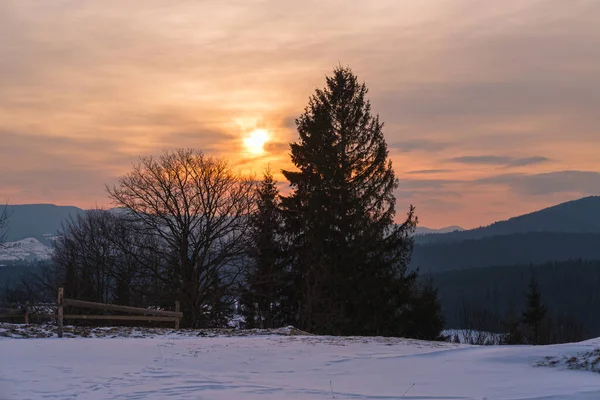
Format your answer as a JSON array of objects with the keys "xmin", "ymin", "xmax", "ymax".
[{"xmin": 107, "ymin": 149, "xmax": 256, "ymax": 328}]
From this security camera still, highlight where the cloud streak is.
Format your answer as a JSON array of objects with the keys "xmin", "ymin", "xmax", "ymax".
[{"xmin": 446, "ymin": 155, "xmax": 550, "ymax": 168}]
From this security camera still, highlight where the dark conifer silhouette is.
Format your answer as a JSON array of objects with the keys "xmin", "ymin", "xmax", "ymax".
[
  {"xmin": 280, "ymin": 66, "xmax": 419, "ymax": 336},
  {"xmin": 241, "ymin": 168, "xmax": 287, "ymax": 328},
  {"xmin": 522, "ymin": 277, "xmax": 547, "ymax": 344}
]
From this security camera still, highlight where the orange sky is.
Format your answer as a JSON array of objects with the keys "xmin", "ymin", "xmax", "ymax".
[{"xmin": 1, "ymin": 0, "xmax": 599, "ymax": 229}]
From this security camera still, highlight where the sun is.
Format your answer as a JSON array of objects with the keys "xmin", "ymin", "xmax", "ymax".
[{"xmin": 243, "ymin": 128, "xmax": 270, "ymax": 155}]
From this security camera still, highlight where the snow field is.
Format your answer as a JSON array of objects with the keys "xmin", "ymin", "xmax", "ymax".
[{"xmin": 0, "ymin": 333, "xmax": 599, "ymax": 400}]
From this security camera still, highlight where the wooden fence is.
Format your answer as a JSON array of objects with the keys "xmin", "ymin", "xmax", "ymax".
[
  {"xmin": 0, "ymin": 288, "xmax": 183, "ymax": 338},
  {"xmin": 0, "ymin": 302, "xmax": 34, "ymax": 324}
]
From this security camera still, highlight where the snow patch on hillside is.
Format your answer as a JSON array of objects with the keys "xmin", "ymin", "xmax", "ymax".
[{"xmin": 0, "ymin": 237, "xmax": 53, "ymax": 262}]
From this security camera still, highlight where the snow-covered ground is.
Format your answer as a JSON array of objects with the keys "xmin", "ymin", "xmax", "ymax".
[
  {"xmin": 0, "ymin": 237, "xmax": 53, "ymax": 262},
  {"xmin": 0, "ymin": 325, "xmax": 598, "ymax": 400}
]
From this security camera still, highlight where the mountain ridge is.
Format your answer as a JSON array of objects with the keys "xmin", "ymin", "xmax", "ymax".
[{"xmin": 415, "ymin": 196, "xmax": 600, "ymax": 244}]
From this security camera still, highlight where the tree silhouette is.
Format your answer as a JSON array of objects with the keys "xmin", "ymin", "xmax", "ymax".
[
  {"xmin": 522, "ymin": 277, "xmax": 547, "ymax": 344},
  {"xmin": 280, "ymin": 66, "xmax": 418, "ymax": 335}
]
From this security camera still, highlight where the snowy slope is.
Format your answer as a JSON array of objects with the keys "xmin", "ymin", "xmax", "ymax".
[
  {"xmin": 0, "ymin": 328, "xmax": 598, "ymax": 400},
  {"xmin": 0, "ymin": 237, "xmax": 53, "ymax": 262}
]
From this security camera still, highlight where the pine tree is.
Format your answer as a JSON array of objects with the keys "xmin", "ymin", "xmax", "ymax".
[
  {"xmin": 280, "ymin": 66, "xmax": 418, "ymax": 336},
  {"xmin": 241, "ymin": 168, "xmax": 287, "ymax": 329},
  {"xmin": 521, "ymin": 277, "xmax": 547, "ymax": 344},
  {"xmin": 403, "ymin": 276, "xmax": 445, "ymax": 340},
  {"xmin": 502, "ymin": 303, "xmax": 524, "ymax": 345}
]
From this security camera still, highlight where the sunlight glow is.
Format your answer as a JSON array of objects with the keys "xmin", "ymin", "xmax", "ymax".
[{"xmin": 244, "ymin": 128, "xmax": 270, "ymax": 155}]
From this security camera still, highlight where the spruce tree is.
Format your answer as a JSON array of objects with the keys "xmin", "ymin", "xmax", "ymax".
[
  {"xmin": 280, "ymin": 66, "xmax": 418, "ymax": 335},
  {"xmin": 403, "ymin": 276, "xmax": 445, "ymax": 340},
  {"xmin": 502, "ymin": 303, "xmax": 524, "ymax": 345},
  {"xmin": 522, "ymin": 277, "xmax": 547, "ymax": 344},
  {"xmin": 241, "ymin": 168, "xmax": 286, "ymax": 329}
]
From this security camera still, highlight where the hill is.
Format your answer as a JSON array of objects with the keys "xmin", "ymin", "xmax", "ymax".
[
  {"xmin": 2, "ymin": 204, "xmax": 84, "ymax": 244},
  {"xmin": 415, "ymin": 196, "xmax": 600, "ymax": 244}
]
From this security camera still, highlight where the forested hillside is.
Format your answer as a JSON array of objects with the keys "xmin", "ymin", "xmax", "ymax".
[
  {"xmin": 432, "ymin": 260, "xmax": 600, "ymax": 337},
  {"xmin": 411, "ymin": 232, "xmax": 600, "ymax": 273}
]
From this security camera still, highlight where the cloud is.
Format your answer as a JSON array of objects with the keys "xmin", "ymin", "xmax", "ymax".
[
  {"xmin": 447, "ymin": 156, "xmax": 513, "ymax": 165},
  {"xmin": 390, "ymin": 139, "xmax": 451, "ymax": 152},
  {"xmin": 505, "ymin": 156, "xmax": 550, "ymax": 168},
  {"xmin": 405, "ymin": 169, "xmax": 453, "ymax": 174},
  {"xmin": 475, "ymin": 171, "xmax": 600, "ymax": 196},
  {"xmin": 446, "ymin": 155, "xmax": 550, "ymax": 167}
]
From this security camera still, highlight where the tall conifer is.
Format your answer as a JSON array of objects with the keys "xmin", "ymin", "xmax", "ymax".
[{"xmin": 281, "ymin": 66, "xmax": 418, "ymax": 335}]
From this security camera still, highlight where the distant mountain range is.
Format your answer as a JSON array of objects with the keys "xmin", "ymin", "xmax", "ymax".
[
  {"xmin": 414, "ymin": 226, "xmax": 464, "ymax": 235},
  {"xmin": 410, "ymin": 196, "xmax": 600, "ymax": 273},
  {"xmin": 415, "ymin": 196, "xmax": 600, "ymax": 245},
  {"xmin": 1, "ymin": 196, "xmax": 600, "ymax": 265}
]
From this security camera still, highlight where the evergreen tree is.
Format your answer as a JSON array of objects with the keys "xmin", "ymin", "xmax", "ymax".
[
  {"xmin": 280, "ymin": 65, "xmax": 418, "ymax": 336},
  {"xmin": 241, "ymin": 168, "xmax": 287, "ymax": 329},
  {"xmin": 502, "ymin": 303, "xmax": 523, "ymax": 345},
  {"xmin": 403, "ymin": 276, "xmax": 445, "ymax": 340},
  {"xmin": 521, "ymin": 277, "xmax": 547, "ymax": 344}
]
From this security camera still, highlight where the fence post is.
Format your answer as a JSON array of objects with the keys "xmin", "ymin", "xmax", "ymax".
[
  {"xmin": 175, "ymin": 301, "xmax": 180, "ymax": 330},
  {"xmin": 57, "ymin": 288, "xmax": 64, "ymax": 338},
  {"xmin": 24, "ymin": 301, "xmax": 29, "ymax": 325}
]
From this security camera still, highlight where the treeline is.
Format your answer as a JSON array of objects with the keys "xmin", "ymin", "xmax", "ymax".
[
  {"xmin": 412, "ymin": 232, "xmax": 600, "ymax": 273},
  {"xmin": 2, "ymin": 66, "xmax": 444, "ymax": 338},
  {"xmin": 434, "ymin": 259, "xmax": 600, "ymax": 340}
]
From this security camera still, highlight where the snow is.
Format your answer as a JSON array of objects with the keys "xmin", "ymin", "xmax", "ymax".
[
  {"xmin": 443, "ymin": 329, "xmax": 505, "ymax": 345},
  {"xmin": 0, "ymin": 237, "xmax": 53, "ymax": 262},
  {"xmin": 0, "ymin": 325, "xmax": 598, "ymax": 400}
]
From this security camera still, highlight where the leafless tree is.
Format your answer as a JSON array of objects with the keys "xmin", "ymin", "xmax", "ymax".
[
  {"xmin": 107, "ymin": 149, "xmax": 257, "ymax": 328},
  {"xmin": 46, "ymin": 209, "xmax": 164, "ymax": 307}
]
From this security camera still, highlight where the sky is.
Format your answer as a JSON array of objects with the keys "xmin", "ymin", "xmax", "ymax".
[{"xmin": 1, "ymin": 0, "xmax": 599, "ymax": 229}]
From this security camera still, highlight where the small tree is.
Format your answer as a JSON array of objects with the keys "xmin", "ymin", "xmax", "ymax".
[
  {"xmin": 241, "ymin": 168, "xmax": 287, "ymax": 329},
  {"xmin": 502, "ymin": 304, "xmax": 524, "ymax": 345},
  {"xmin": 522, "ymin": 277, "xmax": 547, "ymax": 344},
  {"xmin": 0, "ymin": 203, "xmax": 9, "ymax": 247},
  {"xmin": 403, "ymin": 276, "xmax": 445, "ymax": 340}
]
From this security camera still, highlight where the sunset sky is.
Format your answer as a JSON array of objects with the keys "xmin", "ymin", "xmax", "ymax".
[{"xmin": 1, "ymin": 0, "xmax": 599, "ymax": 229}]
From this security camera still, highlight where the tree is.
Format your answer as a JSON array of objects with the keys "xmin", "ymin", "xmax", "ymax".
[
  {"xmin": 240, "ymin": 168, "xmax": 287, "ymax": 328},
  {"xmin": 403, "ymin": 276, "xmax": 445, "ymax": 340},
  {"xmin": 51, "ymin": 209, "xmax": 161, "ymax": 307},
  {"xmin": 107, "ymin": 149, "xmax": 256, "ymax": 328},
  {"xmin": 280, "ymin": 66, "xmax": 418, "ymax": 335},
  {"xmin": 0, "ymin": 203, "xmax": 9, "ymax": 247},
  {"xmin": 501, "ymin": 303, "xmax": 524, "ymax": 345},
  {"xmin": 522, "ymin": 277, "xmax": 547, "ymax": 344},
  {"xmin": 52, "ymin": 209, "xmax": 118, "ymax": 303}
]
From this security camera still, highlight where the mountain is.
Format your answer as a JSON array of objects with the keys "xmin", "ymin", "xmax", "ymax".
[
  {"xmin": 415, "ymin": 196, "xmax": 600, "ymax": 245},
  {"xmin": 414, "ymin": 226, "xmax": 464, "ymax": 235},
  {"xmin": 2, "ymin": 204, "xmax": 84, "ymax": 244},
  {"xmin": 410, "ymin": 196, "xmax": 600, "ymax": 272}
]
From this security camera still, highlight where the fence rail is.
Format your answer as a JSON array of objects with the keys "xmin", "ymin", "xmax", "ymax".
[
  {"xmin": 0, "ymin": 303, "xmax": 31, "ymax": 324},
  {"xmin": 0, "ymin": 288, "xmax": 183, "ymax": 337}
]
